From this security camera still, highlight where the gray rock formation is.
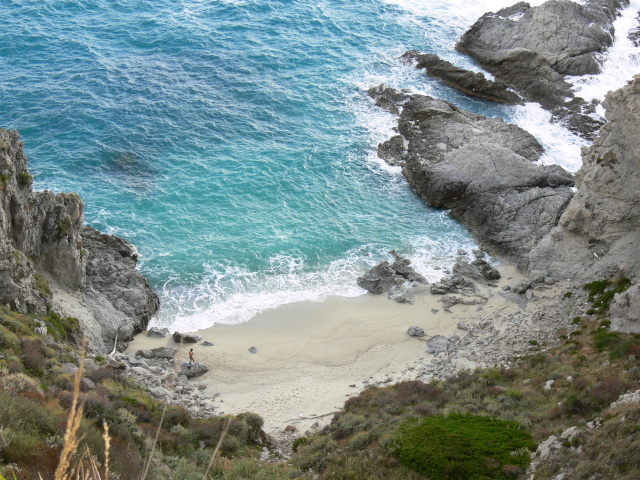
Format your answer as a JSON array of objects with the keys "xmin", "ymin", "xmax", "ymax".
[
  {"xmin": 357, "ymin": 250, "xmax": 427, "ymax": 302},
  {"xmin": 407, "ymin": 326, "xmax": 425, "ymax": 338},
  {"xmin": 456, "ymin": 0, "xmax": 628, "ymax": 139},
  {"xmin": 528, "ymin": 76, "xmax": 640, "ymax": 283},
  {"xmin": 179, "ymin": 361, "xmax": 209, "ymax": 378},
  {"xmin": 401, "ymin": 51, "xmax": 524, "ymax": 105},
  {"xmin": 0, "ymin": 130, "xmax": 159, "ymax": 353},
  {"xmin": 173, "ymin": 332, "xmax": 202, "ymax": 344},
  {"xmin": 369, "ymin": 85, "xmax": 575, "ymax": 265}
]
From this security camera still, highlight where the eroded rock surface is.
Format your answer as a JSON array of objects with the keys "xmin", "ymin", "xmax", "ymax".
[
  {"xmin": 357, "ymin": 250, "xmax": 427, "ymax": 303},
  {"xmin": 528, "ymin": 76, "xmax": 640, "ymax": 282},
  {"xmin": 369, "ymin": 85, "xmax": 574, "ymax": 265},
  {"xmin": 456, "ymin": 0, "xmax": 628, "ymax": 138}
]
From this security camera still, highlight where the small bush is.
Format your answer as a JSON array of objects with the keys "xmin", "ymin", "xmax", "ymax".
[
  {"xmin": 293, "ymin": 437, "xmax": 309, "ymax": 452},
  {"xmin": 395, "ymin": 414, "xmax": 536, "ymax": 480},
  {"xmin": 21, "ymin": 338, "xmax": 46, "ymax": 374},
  {"xmin": 18, "ymin": 172, "xmax": 32, "ymax": 187}
]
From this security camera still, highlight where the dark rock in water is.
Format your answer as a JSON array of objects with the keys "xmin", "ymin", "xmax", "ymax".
[
  {"xmin": 377, "ymin": 135, "xmax": 407, "ymax": 166},
  {"xmin": 456, "ymin": 0, "xmax": 625, "ymax": 139},
  {"xmin": 401, "ymin": 50, "xmax": 524, "ymax": 105},
  {"xmin": 179, "ymin": 361, "xmax": 209, "ymax": 378},
  {"xmin": 357, "ymin": 251, "xmax": 427, "ymax": 303},
  {"xmin": 369, "ymin": 85, "xmax": 574, "ymax": 266},
  {"xmin": 173, "ymin": 332, "xmax": 202, "ymax": 344},
  {"xmin": 407, "ymin": 326, "xmax": 425, "ymax": 338},
  {"xmin": 629, "ymin": 12, "xmax": 640, "ymax": 47}
]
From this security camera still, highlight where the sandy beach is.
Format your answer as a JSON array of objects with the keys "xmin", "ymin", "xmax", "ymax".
[{"xmin": 127, "ymin": 265, "xmax": 525, "ymax": 436}]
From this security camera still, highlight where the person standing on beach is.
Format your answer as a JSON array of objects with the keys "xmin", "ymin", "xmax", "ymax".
[{"xmin": 189, "ymin": 348, "xmax": 194, "ymax": 364}]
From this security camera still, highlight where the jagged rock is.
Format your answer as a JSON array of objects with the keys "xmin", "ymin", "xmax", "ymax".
[
  {"xmin": 426, "ymin": 335, "xmax": 457, "ymax": 355},
  {"xmin": 456, "ymin": 0, "xmax": 625, "ymax": 139},
  {"xmin": 151, "ymin": 346, "xmax": 177, "ymax": 359},
  {"xmin": 369, "ymin": 85, "xmax": 574, "ymax": 266},
  {"xmin": 610, "ymin": 284, "xmax": 640, "ymax": 333},
  {"xmin": 401, "ymin": 51, "xmax": 524, "ymax": 105},
  {"xmin": 528, "ymin": 76, "xmax": 640, "ymax": 286},
  {"xmin": 407, "ymin": 326, "xmax": 425, "ymax": 338},
  {"xmin": 179, "ymin": 361, "xmax": 209, "ymax": 378},
  {"xmin": 81, "ymin": 378, "xmax": 96, "ymax": 390},
  {"xmin": 452, "ymin": 258, "xmax": 500, "ymax": 282},
  {"xmin": 106, "ymin": 357, "xmax": 126, "ymax": 370},
  {"xmin": 430, "ymin": 275, "xmax": 476, "ymax": 295},
  {"xmin": 173, "ymin": 332, "xmax": 202, "ymax": 344},
  {"xmin": 82, "ymin": 226, "xmax": 160, "ymax": 352},
  {"xmin": 357, "ymin": 251, "xmax": 426, "ymax": 302},
  {"xmin": 202, "ymin": 340, "xmax": 215, "ymax": 346},
  {"xmin": 61, "ymin": 363, "xmax": 79, "ymax": 375},
  {"xmin": 148, "ymin": 327, "xmax": 169, "ymax": 338},
  {"xmin": 441, "ymin": 295, "xmax": 486, "ymax": 313}
]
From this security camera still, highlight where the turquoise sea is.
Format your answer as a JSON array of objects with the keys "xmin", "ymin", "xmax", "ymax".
[{"xmin": 1, "ymin": 0, "xmax": 637, "ymax": 331}]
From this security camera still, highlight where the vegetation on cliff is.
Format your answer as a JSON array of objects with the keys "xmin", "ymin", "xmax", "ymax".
[{"xmin": 1, "ymin": 279, "xmax": 639, "ymax": 479}]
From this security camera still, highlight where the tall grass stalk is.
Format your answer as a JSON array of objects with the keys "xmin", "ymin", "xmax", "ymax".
[
  {"xmin": 54, "ymin": 338, "xmax": 87, "ymax": 480},
  {"xmin": 202, "ymin": 416, "xmax": 231, "ymax": 480}
]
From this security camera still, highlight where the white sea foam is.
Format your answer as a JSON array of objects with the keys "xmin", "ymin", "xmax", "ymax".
[{"xmin": 568, "ymin": 0, "xmax": 640, "ymax": 104}]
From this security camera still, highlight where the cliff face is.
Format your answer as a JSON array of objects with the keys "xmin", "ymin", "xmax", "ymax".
[
  {"xmin": 0, "ymin": 129, "xmax": 159, "ymax": 352},
  {"xmin": 528, "ymin": 75, "xmax": 640, "ymax": 331},
  {"xmin": 528, "ymin": 76, "xmax": 640, "ymax": 281}
]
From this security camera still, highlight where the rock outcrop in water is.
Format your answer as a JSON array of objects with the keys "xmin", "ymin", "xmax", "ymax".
[
  {"xmin": 357, "ymin": 251, "xmax": 427, "ymax": 303},
  {"xmin": 369, "ymin": 84, "xmax": 575, "ymax": 266},
  {"xmin": 527, "ymin": 76, "xmax": 640, "ymax": 294},
  {"xmin": 401, "ymin": 51, "xmax": 524, "ymax": 105},
  {"xmin": 456, "ymin": 0, "xmax": 629, "ymax": 139},
  {"xmin": 0, "ymin": 129, "xmax": 159, "ymax": 352}
]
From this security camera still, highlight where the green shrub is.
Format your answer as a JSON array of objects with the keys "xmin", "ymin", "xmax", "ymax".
[
  {"xmin": 395, "ymin": 414, "xmax": 536, "ymax": 480},
  {"xmin": 18, "ymin": 172, "xmax": 32, "ymax": 187},
  {"xmin": 293, "ymin": 436, "xmax": 309, "ymax": 452}
]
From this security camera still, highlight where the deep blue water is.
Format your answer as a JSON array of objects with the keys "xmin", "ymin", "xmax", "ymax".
[{"xmin": 0, "ymin": 0, "xmax": 592, "ymax": 330}]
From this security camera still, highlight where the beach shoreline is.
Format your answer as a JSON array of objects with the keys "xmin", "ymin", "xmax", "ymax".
[{"xmin": 126, "ymin": 263, "xmax": 533, "ymax": 436}]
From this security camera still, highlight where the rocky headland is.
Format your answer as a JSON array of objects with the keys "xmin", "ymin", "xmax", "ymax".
[
  {"xmin": 0, "ymin": 129, "xmax": 159, "ymax": 353},
  {"xmin": 369, "ymin": 84, "xmax": 575, "ymax": 266},
  {"xmin": 456, "ymin": 0, "xmax": 630, "ymax": 139}
]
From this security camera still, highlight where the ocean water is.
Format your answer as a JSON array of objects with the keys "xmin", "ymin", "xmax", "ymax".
[{"xmin": 0, "ymin": 0, "xmax": 638, "ymax": 331}]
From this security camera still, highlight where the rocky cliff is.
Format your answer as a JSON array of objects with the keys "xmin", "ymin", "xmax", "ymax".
[
  {"xmin": 0, "ymin": 129, "xmax": 159, "ymax": 352},
  {"xmin": 527, "ymin": 75, "xmax": 640, "ymax": 331}
]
